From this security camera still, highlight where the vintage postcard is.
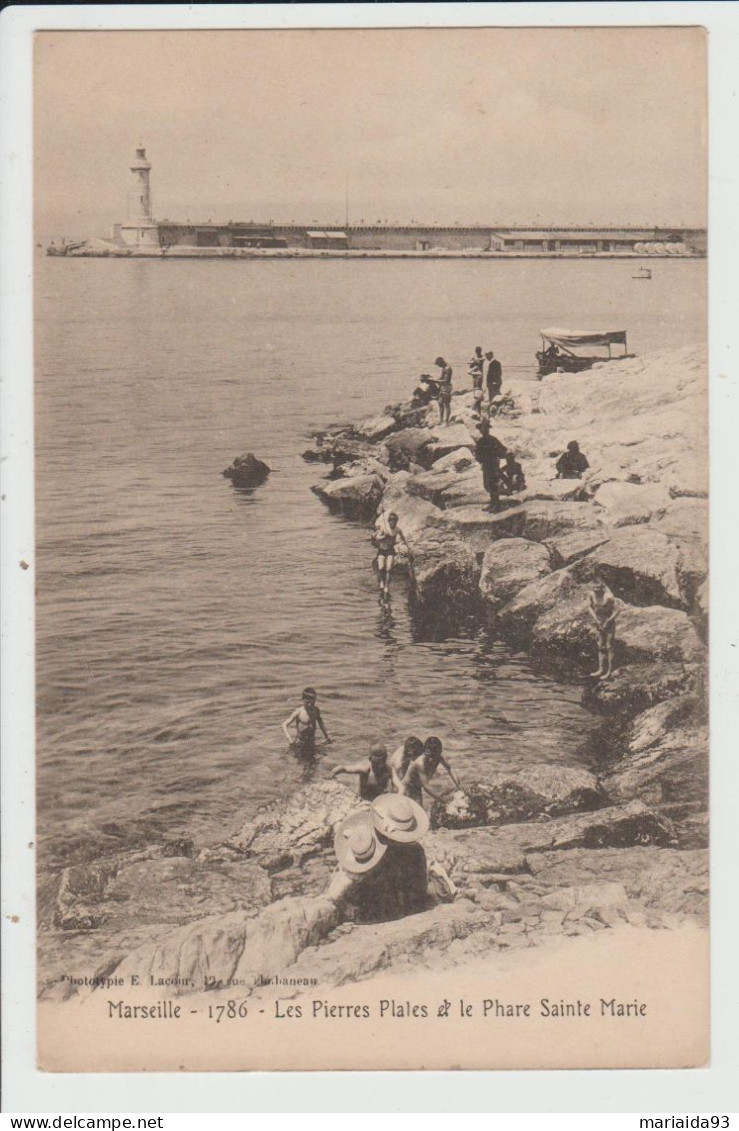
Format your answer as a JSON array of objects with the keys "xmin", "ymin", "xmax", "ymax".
[{"xmin": 31, "ymin": 24, "xmax": 708, "ymax": 1074}]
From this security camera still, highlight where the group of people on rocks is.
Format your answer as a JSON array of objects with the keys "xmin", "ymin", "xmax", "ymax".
[
  {"xmin": 412, "ymin": 347, "xmax": 504, "ymax": 425},
  {"xmin": 282, "ymin": 691, "xmax": 461, "ymax": 922}
]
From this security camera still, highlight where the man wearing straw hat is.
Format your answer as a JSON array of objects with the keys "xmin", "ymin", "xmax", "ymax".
[{"xmin": 327, "ymin": 796, "xmax": 431, "ymax": 923}]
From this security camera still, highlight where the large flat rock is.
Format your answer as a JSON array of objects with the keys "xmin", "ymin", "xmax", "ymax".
[
  {"xmin": 490, "ymin": 799, "xmax": 677, "ymax": 852},
  {"xmin": 592, "ymin": 480, "xmax": 672, "ymax": 527}
]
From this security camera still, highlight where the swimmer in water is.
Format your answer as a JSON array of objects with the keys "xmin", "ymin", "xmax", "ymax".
[
  {"xmin": 282, "ymin": 687, "xmax": 332, "ymax": 750},
  {"xmin": 330, "ymin": 742, "xmax": 393, "ymax": 801}
]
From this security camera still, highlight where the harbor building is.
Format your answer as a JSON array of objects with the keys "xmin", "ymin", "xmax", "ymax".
[{"xmin": 56, "ymin": 148, "xmax": 705, "ymax": 258}]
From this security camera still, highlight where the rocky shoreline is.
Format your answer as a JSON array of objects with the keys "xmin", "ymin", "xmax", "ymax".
[{"xmin": 39, "ymin": 345, "xmax": 708, "ymax": 1005}]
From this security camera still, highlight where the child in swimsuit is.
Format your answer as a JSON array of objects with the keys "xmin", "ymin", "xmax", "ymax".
[
  {"xmin": 331, "ymin": 742, "xmax": 393, "ymax": 801},
  {"xmin": 282, "ymin": 687, "xmax": 332, "ymax": 749},
  {"xmin": 373, "ymin": 511, "xmax": 409, "ymax": 595},
  {"xmin": 588, "ymin": 581, "xmax": 619, "ymax": 680}
]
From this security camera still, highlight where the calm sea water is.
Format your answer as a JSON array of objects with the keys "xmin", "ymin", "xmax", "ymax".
[{"xmin": 35, "ymin": 255, "xmax": 705, "ymax": 872}]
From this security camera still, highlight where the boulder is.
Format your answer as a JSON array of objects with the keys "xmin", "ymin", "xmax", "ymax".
[
  {"xmin": 383, "ymin": 428, "xmax": 433, "ymax": 471},
  {"xmin": 352, "ymin": 413, "xmax": 398, "ymax": 442},
  {"xmin": 615, "ymin": 604, "xmax": 705, "ymax": 664},
  {"xmin": 656, "ymin": 496, "xmax": 708, "ymax": 542},
  {"xmin": 439, "ymin": 505, "xmax": 526, "ymax": 554},
  {"xmin": 112, "ymin": 895, "xmax": 342, "ymax": 997},
  {"xmin": 405, "ymin": 467, "xmax": 461, "ymax": 506},
  {"xmin": 539, "ymin": 882, "xmax": 631, "ymax": 927},
  {"xmin": 229, "ymin": 781, "xmax": 360, "ymax": 872},
  {"xmin": 529, "ymin": 583, "xmax": 597, "ymax": 660},
  {"xmin": 496, "ymin": 568, "xmax": 581, "ymax": 642},
  {"xmin": 376, "ymin": 482, "xmax": 444, "ymax": 546},
  {"xmin": 328, "ymin": 436, "xmax": 390, "ymax": 470},
  {"xmin": 491, "ymin": 799, "xmax": 677, "ymax": 852},
  {"xmin": 222, "ymin": 452, "xmax": 271, "ymax": 489},
  {"xmin": 479, "ymin": 539, "xmax": 552, "ymax": 608},
  {"xmin": 276, "ymin": 901, "xmax": 487, "ymax": 991},
  {"xmin": 430, "ymin": 447, "xmax": 476, "ymax": 474},
  {"xmin": 528, "ymin": 846, "xmax": 708, "ymax": 926},
  {"xmin": 546, "ymin": 530, "xmax": 611, "ymax": 569},
  {"xmin": 332, "ymin": 457, "xmax": 389, "ymax": 482},
  {"xmin": 599, "ymin": 702, "xmax": 708, "ymax": 812},
  {"xmin": 311, "ymin": 474, "xmax": 385, "ymax": 520},
  {"xmin": 571, "ymin": 526, "xmax": 684, "ymax": 609},
  {"xmin": 583, "ymin": 662, "xmax": 702, "ymax": 716},
  {"xmin": 592, "ymin": 481, "xmax": 672, "ymax": 527},
  {"xmin": 438, "ymin": 467, "xmax": 489, "ymax": 509},
  {"xmin": 423, "ymin": 423, "xmax": 476, "ymax": 464},
  {"xmin": 408, "ymin": 526, "xmax": 481, "ymax": 610},
  {"xmin": 431, "ymin": 766, "xmax": 603, "ymax": 830},
  {"xmin": 390, "ymin": 399, "xmax": 436, "ymax": 431},
  {"xmin": 520, "ymin": 479, "xmax": 589, "ymax": 503},
  {"xmin": 520, "ymin": 501, "xmax": 605, "ymax": 543}
]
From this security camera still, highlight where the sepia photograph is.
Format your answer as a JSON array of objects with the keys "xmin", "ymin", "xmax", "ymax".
[{"xmin": 28, "ymin": 22, "xmax": 710, "ymax": 1075}]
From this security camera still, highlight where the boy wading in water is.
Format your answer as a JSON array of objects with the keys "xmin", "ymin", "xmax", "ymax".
[
  {"xmin": 330, "ymin": 742, "xmax": 393, "ymax": 801},
  {"xmin": 282, "ymin": 687, "xmax": 332, "ymax": 751},
  {"xmin": 589, "ymin": 580, "xmax": 619, "ymax": 680},
  {"xmin": 373, "ymin": 510, "xmax": 410, "ymax": 596}
]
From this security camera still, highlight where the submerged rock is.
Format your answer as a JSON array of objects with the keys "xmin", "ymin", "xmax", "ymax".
[{"xmin": 222, "ymin": 452, "xmax": 271, "ymax": 489}]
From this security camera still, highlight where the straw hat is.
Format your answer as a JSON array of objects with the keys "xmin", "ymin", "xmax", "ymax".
[
  {"xmin": 334, "ymin": 811, "xmax": 387, "ymax": 875},
  {"xmin": 371, "ymin": 794, "xmax": 429, "ymax": 844}
]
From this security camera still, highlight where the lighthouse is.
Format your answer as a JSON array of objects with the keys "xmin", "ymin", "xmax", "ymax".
[{"xmin": 117, "ymin": 146, "xmax": 159, "ymax": 247}]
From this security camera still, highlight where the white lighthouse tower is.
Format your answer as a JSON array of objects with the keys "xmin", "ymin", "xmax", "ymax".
[{"xmin": 118, "ymin": 146, "xmax": 159, "ymax": 247}]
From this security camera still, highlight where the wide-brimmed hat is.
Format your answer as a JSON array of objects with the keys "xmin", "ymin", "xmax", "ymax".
[
  {"xmin": 371, "ymin": 794, "xmax": 429, "ymax": 844},
  {"xmin": 334, "ymin": 811, "xmax": 387, "ymax": 875}
]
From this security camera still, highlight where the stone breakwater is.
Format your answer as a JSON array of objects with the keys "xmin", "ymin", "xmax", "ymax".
[
  {"xmin": 38, "ymin": 346, "xmax": 708, "ymax": 1005},
  {"xmin": 306, "ymin": 343, "xmax": 708, "ymax": 842}
]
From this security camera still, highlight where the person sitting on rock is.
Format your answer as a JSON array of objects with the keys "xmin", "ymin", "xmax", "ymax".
[
  {"xmin": 474, "ymin": 416, "xmax": 508, "ymax": 512},
  {"xmin": 555, "ymin": 440, "xmax": 590, "ymax": 479},
  {"xmin": 282, "ymin": 687, "xmax": 332, "ymax": 752},
  {"xmin": 401, "ymin": 736, "xmax": 461, "ymax": 806},
  {"xmin": 389, "ymin": 735, "xmax": 425, "ymax": 793},
  {"xmin": 330, "ymin": 742, "xmax": 393, "ymax": 801},
  {"xmin": 412, "ymin": 374, "xmax": 440, "ymax": 407},
  {"xmin": 588, "ymin": 579, "xmax": 619, "ymax": 681},
  {"xmin": 435, "ymin": 357, "xmax": 453, "ymax": 426},
  {"xmin": 373, "ymin": 510, "xmax": 410, "ymax": 596},
  {"xmin": 500, "ymin": 451, "xmax": 526, "ymax": 495},
  {"xmin": 327, "ymin": 796, "xmax": 454, "ymax": 923}
]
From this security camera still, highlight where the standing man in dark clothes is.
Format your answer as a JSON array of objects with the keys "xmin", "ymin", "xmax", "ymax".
[
  {"xmin": 555, "ymin": 440, "xmax": 590, "ymax": 479},
  {"xmin": 435, "ymin": 356, "xmax": 453, "ymax": 425},
  {"xmin": 500, "ymin": 451, "xmax": 526, "ymax": 495},
  {"xmin": 485, "ymin": 351, "xmax": 503, "ymax": 403},
  {"xmin": 474, "ymin": 417, "xmax": 508, "ymax": 511}
]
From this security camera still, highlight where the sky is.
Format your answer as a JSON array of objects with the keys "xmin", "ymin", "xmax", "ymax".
[{"xmin": 34, "ymin": 27, "xmax": 706, "ymax": 238}]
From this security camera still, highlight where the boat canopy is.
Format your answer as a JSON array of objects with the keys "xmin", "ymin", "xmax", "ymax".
[{"xmin": 540, "ymin": 328, "xmax": 628, "ymax": 348}]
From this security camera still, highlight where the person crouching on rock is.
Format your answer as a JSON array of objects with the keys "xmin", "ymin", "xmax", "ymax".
[
  {"xmin": 500, "ymin": 451, "xmax": 526, "ymax": 496},
  {"xmin": 373, "ymin": 510, "xmax": 410, "ymax": 596},
  {"xmin": 326, "ymin": 796, "xmax": 455, "ymax": 923},
  {"xmin": 588, "ymin": 579, "xmax": 619, "ymax": 681},
  {"xmin": 412, "ymin": 374, "xmax": 440, "ymax": 407},
  {"xmin": 555, "ymin": 440, "xmax": 589, "ymax": 479},
  {"xmin": 400, "ymin": 736, "xmax": 461, "ymax": 806},
  {"xmin": 435, "ymin": 356, "xmax": 453, "ymax": 426},
  {"xmin": 474, "ymin": 416, "xmax": 508, "ymax": 512},
  {"xmin": 389, "ymin": 735, "xmax": 425, "ymax": 793},
  {"xmin": 330, "ymin": 742, "xmax": 393, "ymax": 801},
  {"xmin": 282, "ymin": 687, "xmax": 332, "ymax": 752}
]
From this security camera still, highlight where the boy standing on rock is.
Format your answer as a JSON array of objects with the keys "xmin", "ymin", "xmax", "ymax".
[
  {"xmin": 589, "ymin": 580, "xmax": 619, "ymax": 680},
  {"xmin": 435, "ymin": 357, "xmax": 453, "ymax": 425},
  {"xmin": 474, "ymin": 417, "xmax": 508, "ymax": 511}
]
